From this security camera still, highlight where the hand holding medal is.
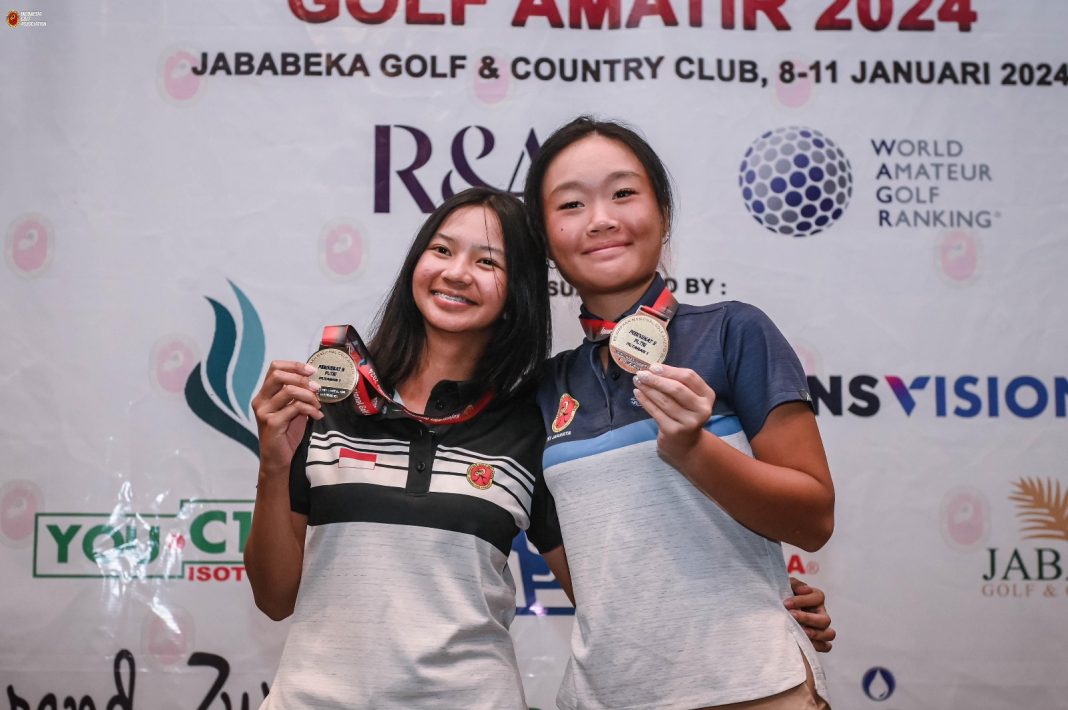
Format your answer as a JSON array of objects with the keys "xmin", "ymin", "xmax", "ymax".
[
  {"xmin": 632, "ymin": 363, "xmax": 717, "ymax": 468},
  {"xmin": 251, "ymin": 360, "xmax": 325, "ymax": 478}
]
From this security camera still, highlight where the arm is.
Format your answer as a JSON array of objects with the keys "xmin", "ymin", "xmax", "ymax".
[
  {"xmin": 632, "ymin": 365, "xmax": 834, "ymax": 551},
  {"xmin": 244, "ymin": 360, "xmax": 323, "ymax": 620},
  {"xmin": 541, "ymin": 544, "xmax": 575, "ymax": 607},
  {"xmin": 786, "ymin": 577, "xmax": 836, "ymax": 652}
]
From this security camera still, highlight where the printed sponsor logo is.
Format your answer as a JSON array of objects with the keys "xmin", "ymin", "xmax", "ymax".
[
  {"xmin": 33, "ymin": 499, "xmax": 254, "ymax": 581},
  {"xmin": 1, "ymin": 479, "xmax": 43, "ymax": 548},
  {"xmin": 873, "ymin": 137, "xmax": 999, "ymax": 230},
  {"xmin": 319, "ymin": 220, "xmax": 367, "ymax": 279},
  {"xmin": 936, "ymin": 229, "xmax": 980, "ymax": 284},
  {"xmin": 738, "ymin": 127, "xmax": 853, "ymax": 237},
  {"xmin": 158, "ymin": 47, "xmax": 204, "ymax": 102},
  {"xmin": 982, "ymin": 477, "xmax": 1068, "ymax": 599},
  {"xmin": 510, "ymin": 532, "xmax": 573, "ymax": 616},
  {"xmin": 151, "ymin": 336, "xmax": 200, "ymax": 395},
  {"xmin": 862, "ymin": 666, "xmax": 896, "ymax": 701},
  {"xmin": 809, "ymin": 374, "xmax": 1068, "ymax": 419},
  {"xmin": 184, "ymin": 281, "xmax": 266, "ymax": 456},
  {"xmin": 5, "ymin": 213, "xmax": 53, "ymax": 276},
  {"xmin": 940, "ymin": 487, "xmax": 989, "ymax": 550}
]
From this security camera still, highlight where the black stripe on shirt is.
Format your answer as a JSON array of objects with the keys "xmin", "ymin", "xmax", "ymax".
[{"xmin": 307, "ymin": 482, "xmax": 519, "ymax": 556}]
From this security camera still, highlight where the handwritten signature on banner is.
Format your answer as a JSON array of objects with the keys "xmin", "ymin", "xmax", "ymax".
[{"xmin": 5, "ymin": 651, "xmax": 269, "ymax": 710}]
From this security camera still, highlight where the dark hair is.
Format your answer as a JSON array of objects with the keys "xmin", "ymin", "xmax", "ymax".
[
  {"xmin": 523, "ymin": 115, "xmax": 675, "ymax": 245},
  {"xmin": 367, "ymin": 187, "xmax": 550, "ymax": 399}
]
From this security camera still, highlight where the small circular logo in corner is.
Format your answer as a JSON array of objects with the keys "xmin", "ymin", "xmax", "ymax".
[
  {"xmin": 936, "ymin": 229, "xmax": 980, "ymax": 285},
  {"xmin": 940, "ymin": 486, "xmax": 990, "ymax": 551},
  {"xmin": 319, "ymin": 220, "xmax": 367, "ymax": 279},
  {"xmin": 467, "ymin": 463, "xmax": 495, "ymax": 490},
  {"xmin": 0, "ymin": 480, "xmax": 44, "ymax": 548},
  {"xmin": 151, "ymin": 336, "xmax": 200, "ymax": 395},
  {"xmin": 774, "ymin": 60, "xmax": 815, "ymax": 108},
  {"xmin": 141, "ymin": 603, "xmax": 196, "ymax": 670},
  {"xmin": 738, "ymin": 127, "xmax": 853, "ymax": 238},
  {"xmin": 470, "ymin": 53, "xmax": 511, "ymax": 107},
  {"xmin": 158, "ymin": 48, "xmax": 203, "ymax": 103},
  {"xmin": 862, "ymin": 666, "xmax": 896, "ymax": 702},
  {"xmin": 6, "ymin": 213, "xmax": 54, "ymax": 277},
  {"xmin": 7, "ymin": 11, "xmax": 19, "ymax": 27}
]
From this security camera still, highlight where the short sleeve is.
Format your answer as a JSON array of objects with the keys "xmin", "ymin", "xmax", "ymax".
[
  {"xmin": 526, "ymin": 473, "xmax": 563, "ymax": 553},
  {"xmin": 721, "ymin": 303, "xmax": 812, "ymax": 440},
  {"xmin": 288, "ymin": 422, "xmax": 314, "ymax": 515}
]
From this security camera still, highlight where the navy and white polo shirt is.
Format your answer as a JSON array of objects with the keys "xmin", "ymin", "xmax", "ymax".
[
  {"xmin": 262, "ymin": 381, "xmax": 561, "ymax": 710},
  {"xmin": 537, "ymin": 274, "xmax": 829, "ymax": 710}
]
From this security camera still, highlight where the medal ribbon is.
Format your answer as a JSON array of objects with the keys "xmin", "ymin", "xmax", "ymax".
[
  {"xmin": 579, "ymin": 287, "xmax": 678, "ymax": 342},
  {"xmin": 319, "ymin": 325, "xmax": 494, "ymax": 426}
]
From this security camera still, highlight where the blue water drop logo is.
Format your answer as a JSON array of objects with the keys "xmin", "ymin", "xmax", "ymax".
[
  {"xmin": 738, "ymin": 127, "xmax": 853, "ymax": 237},
  {"xmin": 184, "ymin": 281, "xmax": 266, "ymax": 456},
  {"xmin": 862, "ymin": 666, "xmax": 896, "ymax": 701}
]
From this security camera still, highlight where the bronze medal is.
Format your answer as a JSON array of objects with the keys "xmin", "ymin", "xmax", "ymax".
[
  {"xmin": 608, "ymin": 312, "xmax": 670, "ymax": 374},
  {"xmin": 307, "ymin": 347, "xmax": 358, "ymax": 403}
]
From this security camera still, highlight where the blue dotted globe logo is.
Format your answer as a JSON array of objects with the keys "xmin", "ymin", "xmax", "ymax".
[{"xmin": 738, "ymin": 127, "xmax": 852, "ymax": 237}]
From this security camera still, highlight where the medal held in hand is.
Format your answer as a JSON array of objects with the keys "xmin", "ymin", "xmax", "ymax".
[
  {"xmin": 609, "ymin": 311, "xmax": 670, "ymax": 373},
  {"xmin": 307, "ymin": 347, "xmax": 359, "ymax": 403}
]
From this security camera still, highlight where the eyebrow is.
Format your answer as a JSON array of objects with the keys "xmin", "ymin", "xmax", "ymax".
[
  {"xmin": 435, "ymin": 232, "xmax": 504, "ymax": 255},
  {"xmin": 547, "ymin": 170, "xmax": 643, "ymax": 197}
]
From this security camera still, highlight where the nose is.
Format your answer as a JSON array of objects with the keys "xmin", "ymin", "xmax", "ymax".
[
  {"xmin": 442, "ymin": 257, "xmax": 472, "ymax": 284},
  {"xmin": 587, "ymin": 201, "xmax": 618, "ymax": 234}
]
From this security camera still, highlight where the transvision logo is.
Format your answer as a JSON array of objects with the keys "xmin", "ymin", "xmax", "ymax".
[
  {"xmin": 808, "ymin": 374, "xmax": 1068, "ymax": 418},
  {"xmin": 33, "ymin": 499, "xmax": 253, "ymax": 581},
  {"xmin": 184, "ymin": 281, "xmax": 266, "ymax": 455}
]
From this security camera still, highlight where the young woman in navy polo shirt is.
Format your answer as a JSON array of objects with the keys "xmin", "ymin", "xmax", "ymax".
[{"xmin": 524, "ymin": 118, "xmax": 836, "ymax": 709}]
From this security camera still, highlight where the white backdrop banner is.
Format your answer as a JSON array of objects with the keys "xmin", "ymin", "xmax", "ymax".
[{"xmin": 3, "ymin": 1, "xmax": 1067, "ymax": 708}]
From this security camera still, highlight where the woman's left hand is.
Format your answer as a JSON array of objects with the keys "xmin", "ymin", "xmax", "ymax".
[
  {"xmin": 632, "ymin": 363, "xmax": 715, "ymax": 467},
  {"xmin": 784, "ymin": 577, "xmax": 836, "ymax": 652}
]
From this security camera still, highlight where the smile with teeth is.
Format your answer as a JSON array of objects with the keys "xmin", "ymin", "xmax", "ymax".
[{"xmin": 433, "ymin": 290, "xmax": 474, "ymax": 305}]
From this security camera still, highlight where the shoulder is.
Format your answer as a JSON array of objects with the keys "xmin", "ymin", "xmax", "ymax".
[{"xmin": 673, "ymin": 300, "xmax": 776, "ymax": 340}]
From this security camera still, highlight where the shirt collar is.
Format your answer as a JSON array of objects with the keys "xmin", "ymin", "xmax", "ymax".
[
  {"xmin": 577, "ymin": 273, "xmax": 669, "ymax": 343},
  {"xmin": 380, "ymin": 378, "xmax": 487, "ymax": 420}
]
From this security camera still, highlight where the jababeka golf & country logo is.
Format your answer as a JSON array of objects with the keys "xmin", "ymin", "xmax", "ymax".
[
  {"xmin": 184, "ymin": 281, "xmax": 266, "ymax": 456},
  {"xmin": 981, "ymin": 477, "xmax": 1068, "ymax": 599},
  {"xmin": 738, "ymin": 127, "xmax": 853, "ymax": 237}
]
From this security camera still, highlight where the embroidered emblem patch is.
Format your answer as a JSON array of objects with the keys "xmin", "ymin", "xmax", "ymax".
[
  {"xmin": 552, "ymin": 393, "xmax": 580, "ymax": 433},
  {"xmin": 467, "ymin": 463, "xmax": 494, "ymax": 490}
]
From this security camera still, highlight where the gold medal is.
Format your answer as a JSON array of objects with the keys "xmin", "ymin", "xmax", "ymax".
[
  {"xmin": 608, "ymin": 312, "xmax": 670, "ymax": 374},
  {"xmin": 307, "ymin": 348, "xmax": 358, "ymax": 403}
]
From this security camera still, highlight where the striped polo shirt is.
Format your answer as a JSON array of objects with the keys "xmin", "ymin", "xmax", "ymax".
[
  {"xmin": 537, "ymin": 275, "xmax": 829, "ymax": 709},
  {"xmin": 262, "ymin": 380, "xmax": 561, "ymax": 709}
]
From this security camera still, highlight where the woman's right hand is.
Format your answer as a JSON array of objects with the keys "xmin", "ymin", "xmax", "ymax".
[{"xmin": 251, "ymin": 360, "xmax": 324, "ymax": 475}]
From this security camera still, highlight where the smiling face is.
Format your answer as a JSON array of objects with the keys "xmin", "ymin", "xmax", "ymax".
[
  {"xmin": 411, "ymin": 204, "xmax": 508, "ymax": 347},
  {"xmin": 542, "ymin": 134, "xmax": 666, "ymax": 314}
]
